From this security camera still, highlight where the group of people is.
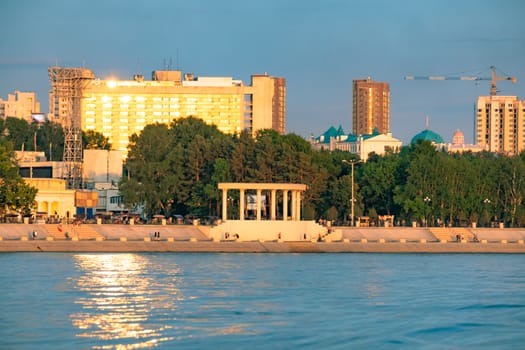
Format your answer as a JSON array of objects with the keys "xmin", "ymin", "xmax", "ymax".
[
  {"xmin": 455, "ymin": 233, "xmax": 480, "ymax": 242},
  {"xmin": 224, "ymin": 232, "xmax": 239, "ymax": 240}
]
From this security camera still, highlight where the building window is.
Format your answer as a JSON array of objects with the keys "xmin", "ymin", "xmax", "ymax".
[{"xmin": 110, "ymin": 196, "xmax": 123, "ymax": 204}]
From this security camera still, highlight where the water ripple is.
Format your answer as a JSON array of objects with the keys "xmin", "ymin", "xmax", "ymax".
[{"xmin": 1, "ymin": 253, "xmax": 524, "ymax": 349}]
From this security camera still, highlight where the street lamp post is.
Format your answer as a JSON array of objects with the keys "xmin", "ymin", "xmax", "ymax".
[
  {"xmin": 343, "ymin": 159, "xmax": 362, "ymax": 227},
  {"xmin": 227, "ymin": 196, "xmax": 233, "ymax": 220},
  {"xmin": 483, "ymin": 198, "xmax": 491, "ymax": 227},
  {"xmin": 423, "ymin": 196, "xmax": 431, "ymax": 227}
]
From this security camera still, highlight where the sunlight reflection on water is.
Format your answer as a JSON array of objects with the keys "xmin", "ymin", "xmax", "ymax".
[
  {"xmin": 70, "ymin": 254, "xmax": 182, "ymax": 349},
  {"xmin": 2, "ymin": 253, "xmax": 524, "ymax": 349}
]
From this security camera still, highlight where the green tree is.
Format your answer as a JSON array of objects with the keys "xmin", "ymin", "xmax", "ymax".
[
  {"xmin": 83, "ymin": 130, "xmax": 110, "ymax": 150},
  {"xmin": 394, "ymin": 140, "xmax": 440, "ymax": 224},
  {"xmin": 360, "ymin": 152, "xmax": 400, "ymax": 216},
  {"xmin": 0, "ymin": 137, "xmax": 37, "ymax": 217},
  {"xmin": 120, "ymin": 123, "xmax": 179, "ymax": 218},
  {"xmin": 497, "ymin": 155, "xmax": 525, "ymax": 226},
  {"xmin": 120, "ymin": 118, "xmax": 232, "ymax": 218},
  {"xmin": 253, "ymin": 129, "xmax": 281, "ymax": 182},
  {"xmin": 35, "ymin": 121, "xmax": 65, "ymax": 161},
  {"xmin": 2, "ymin": 117, "xmax": 31, "ymax": 151},
  {"xmin": 231, "ymin": 131, "xmax": 256, "ymax": 182},
  {"xmin": 204, "ymin": 158, "xmax": 232, "ymax": 216}
]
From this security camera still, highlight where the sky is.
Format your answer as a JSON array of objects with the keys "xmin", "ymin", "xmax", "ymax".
[{"xmin": 1, "ymin": 0, "xmax": 524, "ymax": 144}]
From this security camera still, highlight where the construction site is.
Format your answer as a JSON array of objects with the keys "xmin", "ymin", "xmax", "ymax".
[
  {"xmin": 48, "ymin": 66, "xmax": 95, "ymax": 190},
  {"xmin": 405, "ymin": 66, "xmax": 523, "ymax": 155}
]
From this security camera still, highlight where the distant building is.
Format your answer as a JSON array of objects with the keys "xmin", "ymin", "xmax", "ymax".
[
  {"xmin": 15, "ymin": 149, "xmax": 130, "ymax": 218},
  {"xmin": 24, "ymin": 178, "xmax": 76, "ymax": 221},
  {"xmin": 352, "ymin": 77, "xmax": 390, "ymax": 135},
  {"xmin": 0, "ymin": 90, "xmax": 41, "ymax": 123},
  {"xmin": 14, "ymin": 151, "xmax": 76, "ymax": 219},
  {"xmin": 446, "ymin": 129, "xmax": 485, "ymax": 154},
  {"xmin": 82, "ymin": 149, "xmax": 123, "ymax": 188},
  {"xmin": 475, "ymin": 95, "xmax": 525, "ymax": 155},
  {"xmin": 14, "ymin": 151, "xmax": 69, "ymax": 179},
  {"xmin": 411, "ymin": 128, "xmax": 486, "ymax": 154},
  {"xmin": 310, "ymin": 126, "xmax": 402, "ymax": 161},
  {"xmin": 48, "ymin": 66, "xmax": 286, "ymax": 154},
  {"xmin": 452, "ymin": 129, "xmax": 464, "ymax": 145}
]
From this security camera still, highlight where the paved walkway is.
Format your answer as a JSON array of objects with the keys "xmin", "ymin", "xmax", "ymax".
[
  {"xmin": 1, "ymin": 224, "xmax": 524, "ymax": 253},
  {"xmin": 1, "ymin": 240, "xmax": 524, "ymax": 253}
]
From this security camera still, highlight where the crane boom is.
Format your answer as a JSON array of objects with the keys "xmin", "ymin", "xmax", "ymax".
[
  {"xmin": 405, "ymin": 76, "xmax": 480, "ymax": 81},
  {"xmin": 404, "ymin": 66, "xmax": 517, "ymax": 95}
]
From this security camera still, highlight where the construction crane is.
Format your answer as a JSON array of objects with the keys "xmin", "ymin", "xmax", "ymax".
[{"xmin": 404, "ymin": 66, "xmax": 517, "ymax": 96}]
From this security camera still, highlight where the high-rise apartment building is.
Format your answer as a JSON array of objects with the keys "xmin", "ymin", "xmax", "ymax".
[
  {"xmin": 475, "ymin": 95, "xmax": 525, "ymax": 155},
  {"xmin": 352, "ymin": 77, "xmax": 390, "ymax": 135},
  {"xmin": 0, "ymin": 90, "xmax": 40, "ymax": 122},
  {"xmin": 48, "ymin": 66, "xmax": 286, "ymax": 154}
]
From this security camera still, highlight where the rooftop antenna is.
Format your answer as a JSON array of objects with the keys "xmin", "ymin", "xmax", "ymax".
[
  {"xmin": 136, "ymin": 57, "xmax": 142, "ymax": 73},
  {"xmin": 176, "ymin": 48, "xmax": 180, "ymax": 70},
  {"xmin": 425, "ymin": 115, "xmax": 429, "ymax": 129},
  {"xmin": 163, "ymin": 58, "xmax": 173, "ymax": 70}
]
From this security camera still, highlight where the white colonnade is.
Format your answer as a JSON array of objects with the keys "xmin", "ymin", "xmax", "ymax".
[{"xmin": 218, "ymin": 183, "xmax": 307, "ymax": 222}]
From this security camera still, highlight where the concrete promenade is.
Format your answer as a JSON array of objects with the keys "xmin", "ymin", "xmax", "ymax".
[
  {"xmin": 0, "ymin": 224, "xmax": 524, "ymax": 253},
  {"xmin": 1, "ymin": 240, "xmax": 524, "ymax": 253}
]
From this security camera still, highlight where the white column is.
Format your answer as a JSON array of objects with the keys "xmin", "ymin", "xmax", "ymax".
[
  {"xmin": 240, "ymin": 189, "xmax": 245, "ymax": 221},
  {"xmin": 296, "ymin": 191, "xmax": 301, "ymax": 221},
  {"xmin": 271, "ymin": 189, "xmax": 276, "ymax": 220},
  {"xmin": 291, "ymin": 190, "xmax": 297, "ymax": 221},
  {"xmin": 256, "ymin": 189, "xmax": 262, "ymax": 221},
  {"xmin": 222, "ymin": 188, "xmax": 228, "ymax": 221},
  {"xmin": 283, "ymin": 190, "xmax": 288, "ymax": 221}
]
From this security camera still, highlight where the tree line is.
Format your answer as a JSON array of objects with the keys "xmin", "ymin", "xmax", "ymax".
[
  {"xmin": 1, "ymin": 116, "xmax": 525, "ymax": 227},
  {"xmin": 120, "ymin": 117, "xmax": 525, "ymax": 227}
]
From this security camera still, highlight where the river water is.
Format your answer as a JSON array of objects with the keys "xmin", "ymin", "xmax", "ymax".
[{"xmin": 1, "ymin": 253, "xmax": 524, "ymax": 349}]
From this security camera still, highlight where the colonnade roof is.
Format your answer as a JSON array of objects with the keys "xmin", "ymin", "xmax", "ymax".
[{"xmin": 218, "ymin": 183, "xmax": 307, "ymax": 191}]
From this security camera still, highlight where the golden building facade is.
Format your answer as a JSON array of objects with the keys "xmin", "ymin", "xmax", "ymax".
[
  {"xmin": 352, "ymin": 77, "xmax": 390, "ymax": 135},
  {"xmin": 476, "ymin": 96, "xmax": 525, "ymax": 155},
  {"xmin": 49, "ymin": 67, "xmax": 286, "ymax": 154}
]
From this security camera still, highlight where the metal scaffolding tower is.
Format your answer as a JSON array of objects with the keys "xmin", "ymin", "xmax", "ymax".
[
  {"xmin": 48, "ymin": 67, "xmax": 94, "ymax": 189},
  {"xmin": 63, "ymin": 127, "xmax": 83, "ymax": 189}
]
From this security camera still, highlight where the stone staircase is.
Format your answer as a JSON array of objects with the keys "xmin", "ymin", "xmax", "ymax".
[
  {"xmin": 46, "ymin": 224, "xmax": 103, "ymax": 240},
  {"xmin": 429, "ymin": 227, "xmax": 452, "ymax": 242},
  {"xmin": 451, "ymin": 227, "xmax": 475, "ymax": 241},
  {"xmin": 429, "ymin": 227, "xmax": 475, "ymax": 242}
]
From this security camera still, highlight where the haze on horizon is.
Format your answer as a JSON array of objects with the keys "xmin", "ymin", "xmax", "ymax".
[{"xmin": 1, "ymin": 0, "xmax": 524, "ymax": 144}]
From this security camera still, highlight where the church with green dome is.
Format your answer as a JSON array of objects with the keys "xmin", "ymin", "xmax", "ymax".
[{"xmin": 410, "ymin": 129, "xmax": 445, "ymax": 144}]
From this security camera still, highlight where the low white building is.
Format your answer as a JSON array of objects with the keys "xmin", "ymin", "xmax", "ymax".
[
  {"xmin": 310, "ymin": 126, "xmax": 402, "ymax": 161},
  {"xmin": 15, "ymin": 149, "xmax": 129, "ymax": 219},
  {"xmin": 446, "ymin": 129, "xmax": 486, "ymax": 154}
]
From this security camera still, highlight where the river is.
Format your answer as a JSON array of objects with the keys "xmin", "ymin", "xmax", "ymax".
[{"xmin": 1, "ymin": 253, "xmax": 524, "ymax": 349}]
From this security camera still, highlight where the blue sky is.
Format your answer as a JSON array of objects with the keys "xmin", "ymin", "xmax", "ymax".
[{"xmin": 1, "ymin": 0, "xmax": 524, "ymax": 144}]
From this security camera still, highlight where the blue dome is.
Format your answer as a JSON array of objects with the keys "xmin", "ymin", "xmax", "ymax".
[{"xmin": 411, "ymin": 129, "xmax": 444, "ymax": 144}]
